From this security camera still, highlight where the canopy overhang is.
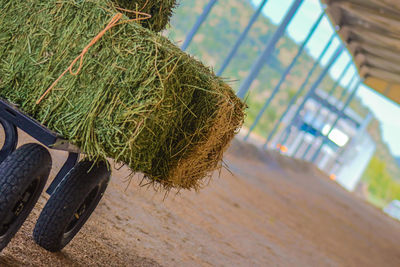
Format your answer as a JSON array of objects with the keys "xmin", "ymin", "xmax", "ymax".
[{"xmin": 322, "ymin": 0, "xmax": 400, "ymax": 105}]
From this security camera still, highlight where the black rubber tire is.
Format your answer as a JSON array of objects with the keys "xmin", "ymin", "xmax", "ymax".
[
  {"xmin": 0, "ymin": 143, "xmax": 52, "ymax": 253},
  {"xmin": 33, "ymin": 160, "xmax": 110, "ymax": 252},
  {"xmin": 0, "ymin": 118, "xmax": 18, "ymax": 164}
]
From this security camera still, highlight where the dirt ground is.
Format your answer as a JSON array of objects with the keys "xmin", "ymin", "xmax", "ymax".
[{"xmin": 1, "ymin": 133, "xmax": 400, "ymax": 266}]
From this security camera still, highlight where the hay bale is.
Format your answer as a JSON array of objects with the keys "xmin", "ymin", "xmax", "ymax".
[
  {"xmin": 115, "ymin": 0, "xmax": 177, "ymax": 32},
  {"xmin": 0, "ymin": 0, "xmax": 245, "ymax": 190}
]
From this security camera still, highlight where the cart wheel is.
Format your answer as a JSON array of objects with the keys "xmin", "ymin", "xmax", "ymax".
[
  {"xmin": 0, "ymin": 143, "xmax": 52, "ymax": 252},
  {"xmin": 0, "ymin": 118, "xmax": 18, "ymax": 164},
  {"xmin": 33, "ymin": 160, "xmax": 110, "ymax": 252}
]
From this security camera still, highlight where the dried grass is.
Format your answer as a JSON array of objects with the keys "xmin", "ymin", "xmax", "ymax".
[{"xmin": 0, "ymin": 0, "xmax": 245, "ymax": 190}]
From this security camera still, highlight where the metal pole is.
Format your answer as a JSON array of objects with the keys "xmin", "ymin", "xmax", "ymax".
[
  {"xmin": 266, "ymin": 33, "xmax": 336, "ymax": 145},
  {"xmin": 243, "ymin": 12, "xmax": 325, "ymax": 141},
  {"xmin": 181, "ymin": 0, "xmax": 218, "ymax": 51},
  {"xmin": 310, "ymin": 80, "xmax": 362, "ymax": 163},
  {"xmin": 299, "ymin": 64, "xmax": 355, "ymax": 160},
  {"xmin": 217, "ymin": 0, "xmax": 269, "ymax": 76},
  {"xmin": 278, "ymin": 44, "xmax": 345, "ymax": 150},
  {"xmin": 237, "ymin": 0, "xmax": 304, "ymax": 99},
  {"xmin": 319, "ymin": 60, "xmax": 354, "ymax": 103}
]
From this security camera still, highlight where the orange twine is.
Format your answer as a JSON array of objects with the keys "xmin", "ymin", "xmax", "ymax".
[{"xmin": 36, "ymin": 9, "xmax": 151, "ymax": 105}]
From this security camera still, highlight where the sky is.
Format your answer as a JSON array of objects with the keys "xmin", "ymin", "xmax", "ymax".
[{"xmin": 251, "ymin": 0, "xmax": 400, "ymax": 157}]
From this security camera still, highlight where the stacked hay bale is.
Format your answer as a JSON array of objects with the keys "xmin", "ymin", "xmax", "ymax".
[{"xmin": 0, "ymin": 0, "xmax": 245, "ymax": 190}]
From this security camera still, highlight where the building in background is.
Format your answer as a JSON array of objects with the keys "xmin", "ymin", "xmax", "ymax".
[{"xmin": 274, "ymin": 88, "xmax": 376, "ymax": 191}]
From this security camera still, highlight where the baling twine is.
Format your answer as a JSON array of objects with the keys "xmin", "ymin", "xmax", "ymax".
[{"xmin": 36, "ymin": 4, "xmax": 151, "ymax": 104}]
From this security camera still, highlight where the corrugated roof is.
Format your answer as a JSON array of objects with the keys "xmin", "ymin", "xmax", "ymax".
[{"xmin": 322, "ymin": 0, "xmax": 400, "ymax": 105}]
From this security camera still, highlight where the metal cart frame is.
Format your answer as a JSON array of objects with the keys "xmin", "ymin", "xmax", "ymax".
[
  {"xmin": 0, "ymin": 98, "xmax": 110, "ymax": 253},
  {"xmin": 0, "ymin": 99, "xmax": 80, "ymax": 195}
]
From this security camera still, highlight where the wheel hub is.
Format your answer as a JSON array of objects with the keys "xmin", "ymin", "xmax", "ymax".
[
  {"xmin": 64, "ymin": 185, "xmax": 100, "ymax": 236},
  {"xmin": 0, "ymin": 178, "xmax": 39, "ymax": 237}
]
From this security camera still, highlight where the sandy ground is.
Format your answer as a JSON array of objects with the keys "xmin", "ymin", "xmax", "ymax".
[{"xmin": 1, "ymin": 133, "xmax": 400, "ymax": 266}]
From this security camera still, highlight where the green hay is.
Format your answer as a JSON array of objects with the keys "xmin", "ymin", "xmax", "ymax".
[
  {"xmin": 115, "ymin": 0, "xmax": 177, "ymax": 32},
  {"xmin": 0, "ymin": 0, "xmax": 245, "ymax": 190}
]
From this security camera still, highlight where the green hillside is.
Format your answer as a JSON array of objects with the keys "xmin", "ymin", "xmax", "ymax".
[{"xmin": 166, "ymin": 0, "xmax": 400, "ymax": 205}]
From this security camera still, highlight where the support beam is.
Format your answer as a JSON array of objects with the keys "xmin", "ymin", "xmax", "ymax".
[
  {"xmin": 278, "ymin": 44, "xmax": 345, "ymax": 150},
  {"xmin": 264, "ymin": 33, "xmax": 336, "ymax": 145},
  {"xmin": 217, "ymin": 0, "xmax": 269, "ymax": 76},
  {"xmin": 310, "ymin": 80, "xmax": 363, "ymax": 163},
  {"xmin": 181, "ymin": 0, "xmax": 218, "ymax": 51},
  {"xmin": 237, "ymin": 0, "xmax": 304, "ymax": 99},
  {"xmin": 334, "ymin": 1, "xmax": 400, "ymax": 33},
  {"xmin": 243, "ymin": 11, "xmax": 325, "ymax": 141}
]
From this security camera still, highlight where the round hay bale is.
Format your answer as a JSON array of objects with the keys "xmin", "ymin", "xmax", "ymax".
[{"xmin": 0, "ymin": 0, "xmax": 245, "ymax": 190}]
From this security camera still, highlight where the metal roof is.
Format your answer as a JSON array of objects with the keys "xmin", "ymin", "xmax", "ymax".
[{"xmin": 322, "ymin": 0, "xmax": 400, "ymax": 105}]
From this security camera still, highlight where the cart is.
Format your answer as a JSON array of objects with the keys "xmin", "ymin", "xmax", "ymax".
[{"xmin": 0, "ymin": 99, "xmax": 111, "ymax": 252}]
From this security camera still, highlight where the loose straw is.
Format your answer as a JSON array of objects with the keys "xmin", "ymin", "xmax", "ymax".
[{"xmin": 37, "ymin": 10, "xmax": 151, "ymax": 104}]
